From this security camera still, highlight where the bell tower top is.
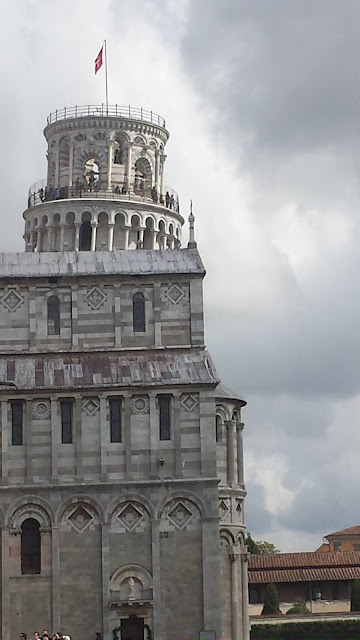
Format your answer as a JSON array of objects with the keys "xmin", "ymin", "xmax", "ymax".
[{"xmin": 24, "ymin": 104, "xmax": 183, "ymax": 253}]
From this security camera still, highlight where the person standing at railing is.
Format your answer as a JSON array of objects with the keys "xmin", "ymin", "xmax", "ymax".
[
  {"xmin": 165, "ymin": 191, "xmax": 170, "ymax": 208},
  {"xmin": 170, "ymin": 194, "xmax": 175, "ymax": 210},
  {"xmin": 151, "ymin": 186, "xmax": 158, "ymax": 203}
]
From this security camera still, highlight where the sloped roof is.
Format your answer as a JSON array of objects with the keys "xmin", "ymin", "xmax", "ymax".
[
  {"xmin": 248, "ymin": 551, "xmax": 360, "ymax": 584},
  {"xmin": 215, "ymin": 383, "xmax": 246, "ymax": 405},
  {"xmin": 0, "ymin": 349, "xmax": 219, "ymax": 391},
  {"xmin": 325, "ymin": 525, "xmax": 360, "ymax": 538},
  {"xmin": 0, "ymin": 249, "xmax": 205, "ymax": 279}
]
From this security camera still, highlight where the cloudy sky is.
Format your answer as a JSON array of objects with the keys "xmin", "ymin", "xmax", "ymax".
[{"xmin": 2, "ymin": 0, "xmax": 360, "ymax": 551}]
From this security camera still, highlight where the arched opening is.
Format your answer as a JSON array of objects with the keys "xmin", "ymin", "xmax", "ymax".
[
  {"xmin": 39, "ymin": 215, "xmax": 48, "ymax": 252},
  {"xmin": 79, "ymin": 212, "xmax": 92, "ymax": 251},
  {"xmin": 129, "ymin": 214, "xmax": 141, "ymax": 250},
  {"xmin": 65, "ymin": 212, "xmax": 75, "ymax": 250},
  {"xmin": 143, "ymin": 217, "xmax": 155, "ymax": 250},
  {"xmin": 96, "ymin": 211, "xmax": 109, "ymax": 250},
  {"xmin": 47, "ymin": 296, "xmax": 60, "ymax": 335},
  {"xmin": 133, "ymin": 293, "xmax": 145, "ymax": 332},
  {"xmin": 134, "ymin": 158, "xmax": 152, "ymax": 196},
  {"xmin": 84, "ymin": 158, "xmax": 100, "ymax": 192},
  {"xmin": 21, "ymin": 518, "xmax": 41, "ymax": 575},
  {"xmin": 156, "ymin": 220, "xmax": 166, "ymax": 250},
  {"xmin": 113, "ymin": 213, "xmax": 126, "ymax": 250},
  {"xmin": 216, "ymin": 415, "xmax": 222, "ymax": 443}
]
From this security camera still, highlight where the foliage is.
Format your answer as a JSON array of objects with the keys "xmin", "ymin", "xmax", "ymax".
[
  {"xmin": 261, "ymin": 583, "xmax": 281, "ymax": 615},
  {"xmin": 250, "ymin": 619, "xmax": 360, "ymax": 640},
  {"xmin": 351, "ymin": 578, "xmax": 360, "ymax": 611},
  {"xmin": 285, "ymin": 601, "xmax": 311, "ymax": 615},
  {"xmin": 245, "ymin": 532, "xmax": 280, "ymax": 555}
]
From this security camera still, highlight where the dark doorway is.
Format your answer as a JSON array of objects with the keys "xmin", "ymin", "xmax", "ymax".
[
  {"xmin": 79, "ymin": 221, "xmax": 92, "ymax": 251},
  {"xmin": 120, "ymin": 616, "xmax": 144, "ymax": 640}
]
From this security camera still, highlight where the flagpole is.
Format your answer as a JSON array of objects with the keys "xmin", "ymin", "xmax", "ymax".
[{"xmin": 104, "ymin": 39, "xmax": 109, "ymax": 115}]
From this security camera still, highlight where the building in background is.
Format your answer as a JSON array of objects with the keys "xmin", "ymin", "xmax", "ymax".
[
  {"xmin": 316, "ymin": 526, "xmax": 360, "ymax": 553},
  {"xmin": 0, "ymin": 104, "xmax": 248, "ymax": 640}
]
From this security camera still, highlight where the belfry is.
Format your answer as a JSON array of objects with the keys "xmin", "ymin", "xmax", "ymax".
[{"xmin": 0, "ymin": 104, "xmax": 249, "ymax": 640}]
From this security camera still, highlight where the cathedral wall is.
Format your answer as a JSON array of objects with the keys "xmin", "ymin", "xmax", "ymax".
[
  {"xmin": 10, "ymin": 576, "xmax": 52, "ymax": 638},
  {"xmin": 0, "ymin": 276, "xmax": 199, "ymax": 353}
]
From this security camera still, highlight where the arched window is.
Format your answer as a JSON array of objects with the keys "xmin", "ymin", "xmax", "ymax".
[
  {"xmin": 216, "ymin": 415, "xmax": 222, "ymax": 442},
  {"xmin": 79, "ymin": 221, "xmax": 92, "ymax": 251},
  {"xmin": 47, "ymin": 296, "xmax": 60, "ymax": 335},
  {"xmin": 133, "ymin": 293, "xmax": 145, "ymax": 332},
  {"xmin": 21, "ymin": 518, "xmax": 41, "ymax": 575}
]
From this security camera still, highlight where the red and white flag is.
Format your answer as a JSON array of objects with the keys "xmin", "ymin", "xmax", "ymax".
[{"xmin": 95, "ymin": 47, "xmax": 103, "ymax": 74}]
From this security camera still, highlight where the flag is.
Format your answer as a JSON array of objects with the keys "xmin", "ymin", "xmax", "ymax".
[{"xmin": 95, "ymin": 47, "xmax": 103, "ymax": 74}]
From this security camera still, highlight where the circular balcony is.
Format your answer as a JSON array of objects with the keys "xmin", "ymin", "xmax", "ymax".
[
  {"xmin": 46, "ymin": 105, "xmax": 166, "ymax": 128},
  {"xmin": 27, "ymin": 180, "xmax": 180, "ymax": 215}
]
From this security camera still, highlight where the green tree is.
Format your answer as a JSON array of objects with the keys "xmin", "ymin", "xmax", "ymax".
[
  {"xmin": 246, "ymin": 532, "xmax": 280, "ymax": 555},
  {"xmin": 351, "ymin": 579, "xmax": 360, "ymax": 611},
  {"xmin": 261, "ymin": 583, "xmax": 281, "ymax": 615}
]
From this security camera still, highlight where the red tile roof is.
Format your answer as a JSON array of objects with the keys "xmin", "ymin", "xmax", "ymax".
[
  {"xmin": 248, "ymin": 551, "xmax": 360, "ymax": 584},
  {"xmin": 325, "ymin": 525, "xmax": 360, "ymax": 538}
]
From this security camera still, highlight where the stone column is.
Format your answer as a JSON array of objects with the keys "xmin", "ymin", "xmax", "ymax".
[
  {"xmin": 153, "ymin": 282, "xmax": 162, "ymax": 347},
  {"xmin": 107, "ymin": 141, "xmax": 114, "ymax": 189},
  {"xmin": 126, "ymin": 142, "xmax": 133, "ymax": 191},
  {"xmin": 160, "ymin": 154, "xmax": 167, "ymax": 195},
  {"xmin": 202, "ymin": 517, "xmax": 222, "ymax": 636},
  {"xmin": 241, "ymin": 546, "xmax": 250, "ymax": 640},
  {"xmin": 138, "ymin": 228, "xmax": 144, "ymax": 248},
  {"xmin": 237, "ymin": 422, "xmax": 245, "ymax": 486},
  {"xmin": 55, "ymin": 146, "xmax": 60, "ymax": 186},
  {"xmin": 226, "ymin": 420, "xmax": 236, "ymax": 487},
  {"xmin": 74, "ymin": 223, "xmax": 81, "ymax": 251},
  {"xmin": 124, "ymin": 227, "xmax": 130, "ymax": 249},
  {"xmin": 149, "ymin": 393, "xmax": 158, "ymax": 478},
  {"xmin": 2, "ymin": 529, "xmax": 11, "ymax": 640},
  {"xmin": 173, "ymin": 393, "xmax": 183, "ymax": 478},
  {"xmin": 151, "ymin": 518, "xmax": 162, "ymax": 640},
  {"xmin": 69, "ymin": 139, "xmax": 74, "ymax": 187},
  {"xmin": 74, "ymin": 396, "xmax": 83, "ymax": 479},
  {"xmin": 91, "ymin": 221, "xmax": 98, "ymax": 251},
  {"xmin": 99, "ymin": 395, "xmax": 108, "ymax": 479},
  {"xmin": 50, "ymin": 397, "xmax": 59, "ymax": 481},
  {"xmin": 25, "ymin": 398, "xmax": 33, "ymax": 480},
  {"xmin": 230, "ymin": 550, "xmax": 240, "ymax": 640},
  {"xmin": 155, "ymin": 150, "xmax": 160, "ymax": 192},
  {"xmin": 1, "ymin": 400, "xmax": 8, "ymax": 481},
  {"xmin": 46, "ymin": 224, "xmax": 54, "ymax": 252},
  {"xmin": 124, "ymin": 396, "xmax": 132, "ymax": 479},
  {"xmin": 102, "ymin": 522, "xmax": 111, "ymax": 640},
  {"xmin": 52, "ymin": 525, "xmax": 61, "ymax": 632},
  {"xmin": 108, "ymin": 222, "xmax": 115, "ymax": 251}
]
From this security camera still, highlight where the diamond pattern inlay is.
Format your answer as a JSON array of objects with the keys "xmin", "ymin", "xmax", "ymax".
[
  {"xmin": 82, "ymin": 398, "xmax": 100, "ymax": 416},
  {"xmin": 2, "ymin": 288, "xmax": 24, "ymax": 312},
  {"xmin": 118, "ymin": 504, "xmax": 144, "ymax": 532},
  {"xmin": 181, "ymin": 394, "xmax": 198, "ymax": 412},
  {"xmin": 165, "ymin": 284, "xmax": 185, "ymax": 305},
  {"xmin": 68, "ymin": 505, "xmax": 93, "ymax": 533},
  {"xmin": 85, "ymin": 286, "xmax": 107, "ymax": 310},
  {"xmin": 167, "ymin": 502, "xmax": 193, "ymax": 530}
]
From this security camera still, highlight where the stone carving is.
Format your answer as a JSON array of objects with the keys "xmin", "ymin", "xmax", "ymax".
[
  {"xmin": 32, "ymin": 400, "xmax": 51, "ymax": 420},
  {"xmin": 181, "ymin": 394, "xmax": 198, "ymax": 412},
  {"xmin": 128, "ymin": 576, "xmax": 135, "ymax": 600},
  {"xmin": 167, "ymin": 501, "xmax": 193, "ymax": 530},
  {"xmin": 85, "ymin": 286, "xmax": 107, "ymax": 310},
  {"xmin": 82, "ymin": 397, "xmax": 100, "ymax": 416},
  {"xmin": 219, "ymin": 499, "xmax": 230, "ymax": 521},
  {"xmin": 67, "ymin": 505, "xmax": 94, "ymax": 533},
  {"xmin": 1, "ymin": 287, "xmax": 24, "ymax": 312},
  {"xmin": 131, "ymin": 396, "xmax": 150, "ymax": 415},
  {"xmin": 117, "ymin": 503, "xmax": 144, "ymax": 532},
  {"xmin": 165, "ymin": 284, "xmax": 185, "ymax": 305}
]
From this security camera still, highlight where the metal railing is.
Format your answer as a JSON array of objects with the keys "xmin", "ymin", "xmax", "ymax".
[
  {"xmin": 46, "ymin": 105, "xmax": 166, "ymax": 128},
  {"xmin": 27, "ymin": 179, "xmax": 180, "ymax": 214}
]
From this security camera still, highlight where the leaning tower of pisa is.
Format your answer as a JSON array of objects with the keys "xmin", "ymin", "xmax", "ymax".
[{"xmin": 0, "ymin": 104, "xmax": 249, "ymax": 640}]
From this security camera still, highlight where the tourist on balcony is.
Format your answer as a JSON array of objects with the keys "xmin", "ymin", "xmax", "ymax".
[
  {"xmin": 170, "ymin": 194, "xmax": 175, "ymax": 210},
  {"xmin": 151, "ymin": 186, "xmax": 158, "ymax": 203},
  {"xmin": 165, "ymin": 191, "xmax": 170, "ymax": 208}
]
